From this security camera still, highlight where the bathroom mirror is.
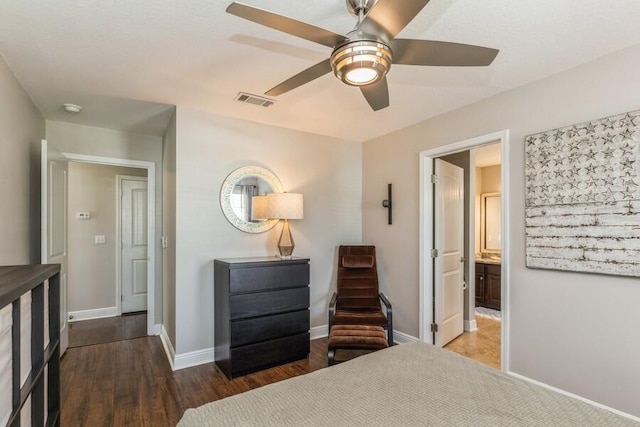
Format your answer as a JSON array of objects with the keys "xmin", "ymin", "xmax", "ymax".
[
  {"xmin": 220, "ymin": 166, "xmax": 283, "ymax": 233},
  {"xmin": 481, "ymin": 193, "xmax": 501, "ymax": 253}
]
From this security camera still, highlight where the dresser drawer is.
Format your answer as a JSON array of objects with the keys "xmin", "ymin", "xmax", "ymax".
[
  {"xmin": 229, "ymin": 263, "xmax": 309, "ymax": 294},
  {"xmin": 230, "ymin": 287, "xmax": 309, "ymax": 320},
  {"xmin": 231, "ymin": 332, "xmax": 309, "ymax": 376},
  {"xmin": 231, "ymin": 309, "xmax": 309, "ymax": 348}
]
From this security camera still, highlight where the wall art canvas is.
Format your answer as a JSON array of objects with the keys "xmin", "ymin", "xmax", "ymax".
[{"xmin": 525, "ymin": 109, "xmax": 640, "ymax": 277}]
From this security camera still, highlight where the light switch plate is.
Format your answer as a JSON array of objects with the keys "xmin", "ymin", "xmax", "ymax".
[{"xmin": 95, "ymin": 235, "xmax": 106, "ymax": 244}]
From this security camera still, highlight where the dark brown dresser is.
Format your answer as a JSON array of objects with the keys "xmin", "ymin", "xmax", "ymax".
[
  {"xmin": 475, "ymin": 261, "xmax": 501, "ymax": 310},
  {"xmin": 214, "ymin": 257, "xmax": 310, "ymax": 378}
]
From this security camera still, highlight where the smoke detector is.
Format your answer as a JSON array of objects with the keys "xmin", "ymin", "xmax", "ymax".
[{"xmin": 63, "ymin": 103, "xmax": 82, "ymax": 113}]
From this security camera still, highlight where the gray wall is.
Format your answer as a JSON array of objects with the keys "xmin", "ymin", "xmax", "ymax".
[
  {"xmin": 67, "ymin": 162, "xmax": 146, "ymax": 313},
  {"xmin": 362, "ymin": 45, "xmax": 640, "ymax": 416},
  {"xmin": 45, "ymin": 121, "xmax": 164, "ymax": 325},
  {"xmin": 162, "ymin": 110, "xmax": 177, "ymax": 346},
  {"xmin": 174, "ymin": 108, "xmax": 362, "ymax": 355},
  {"xmin": 0, "ymin": 55, "xmax": 44, "ymax": 264}
]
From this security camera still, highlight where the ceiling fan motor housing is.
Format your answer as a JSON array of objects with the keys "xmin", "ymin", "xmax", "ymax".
[{"xmin": 330, "ymin": 32, "xmax": 392, "ymax": 86}]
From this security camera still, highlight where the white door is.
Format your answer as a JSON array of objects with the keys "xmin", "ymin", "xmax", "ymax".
[
  {"xmin": 433, "ymin": 158, "xmax": 465, "ymax": 347},
  {"xmin": 120, "ymin": 178, "xmax": 148, "ymax": 313},
  {"xmin": 41, "ymin": 140, "xmax": 69, "ymax": 355}
]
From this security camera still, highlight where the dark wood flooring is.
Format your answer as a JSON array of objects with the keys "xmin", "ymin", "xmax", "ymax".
[
  {"xmin": 61, "ymin": 321, "xmax": 499, "ymax": 426},
  {"xmin": 61, "ymin": 336, "xmax": 374, "ymax": 426},
  {"xmin": 68, "ymin": 312, "xmax": 147, "ymax": 348}
]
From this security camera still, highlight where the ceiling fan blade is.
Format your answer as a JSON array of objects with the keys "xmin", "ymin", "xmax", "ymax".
[
  {"xmin": 360, "ymin": 78, "xmax": 389, "ymax": 111},
  {"xmin": 265, "ymin": 59, "xmax": 332, "ymax": 96},
  {"xmin": 391, "ymin": 39, "xmax": 499, "ymax": 66},
  {"xmin": 358, "ymin": 0, "xmax": 431, "ymax": 40},
  {"xmin": 226, "ymin": 2, "xmax": 347, "ymax": 48}
]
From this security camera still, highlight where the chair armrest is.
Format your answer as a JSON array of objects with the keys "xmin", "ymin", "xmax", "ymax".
[
  {"xmin": 328, "ymin": 292, "xmax": 338, "ymax": 330},
  {"xmin": 378, "ymin": 292, "xmax": 392, "ymax": 310},
  {"xmin": 379, "ymin": 292, "xmax": 394, "ymax": 346}
]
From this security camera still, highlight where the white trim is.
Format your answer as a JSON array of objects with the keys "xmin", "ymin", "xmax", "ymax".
[
  {"xmin": 116, "ymin": 175, "xmax": 149, "ymax": 316},
  {"xmin": 419, "ymin": 130, "xmax": 511, "ymax": 371},
  {"xmin": 310, "ymin": 325, "xmax": 328, "ymax": 340},
  {"xmin": 63, "ymin": 152, "xmax": 157, "ymax": 336},
  {"xmin": 68, "ymin": 306, "xmax": 118, "ymax": 322},
  {"xmin": 464, "ymin": 319, "xmax": 478, "ymax": 332},
  {"xmin": 393, "ymin": 331, "xmax": 419, "ymax": 344},
  {"xmin": 173, "ymin": 347, "xmax": 216, "ymax": 371},
  {"xmin": 508, "ymin": 372, "xmax": 640, "ymax": 423},
  {"xmin": 160, "ymin": 324, "xmax": 175, "ymax": 370}
]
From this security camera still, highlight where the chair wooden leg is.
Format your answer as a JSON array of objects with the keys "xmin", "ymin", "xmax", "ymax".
[{"xmin": 328, "ymin": 349, "xmax": 336, "ymax": 366}]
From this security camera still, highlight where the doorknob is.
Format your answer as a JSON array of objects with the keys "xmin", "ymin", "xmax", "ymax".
[{"xmin": 462, "ymin": 281, "xmax": 467, "ymax": 290}]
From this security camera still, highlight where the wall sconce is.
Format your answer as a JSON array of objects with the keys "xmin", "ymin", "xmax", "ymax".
[
  {"xmin": 266, "ymin": 193, "xmax": 304, "ymax": 259},
  {"xmin": 382, "ymin": 183, "xmax": 392, "ymax": 225}
]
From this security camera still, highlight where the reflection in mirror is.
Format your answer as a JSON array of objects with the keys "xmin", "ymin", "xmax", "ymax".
[
  {"xmin": 481, "ymin": 193, "xmax": 501, "ymax": 253},
  {"xmin": 230, "ymin": 177, "xmax": 273, "ymax": 222},
  {"xmin": 220, "ymin": 166, "xmax": 284, "ymax": 233}
]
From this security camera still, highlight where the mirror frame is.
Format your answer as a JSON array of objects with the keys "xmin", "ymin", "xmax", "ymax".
[
  {"xmin": 220, "ymin": 166, "xmax": 284, "ymax": 233},
  {"xmin": 480, "ymin": 192, "xmax": 502, "ymax": 254}
]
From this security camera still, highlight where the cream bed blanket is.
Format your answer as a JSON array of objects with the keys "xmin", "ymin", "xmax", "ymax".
[{"xmin": 178, "ymin": 342, "xmax": 636, "ymax": 426}]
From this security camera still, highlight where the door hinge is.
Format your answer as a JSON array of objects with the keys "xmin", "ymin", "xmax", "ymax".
[
  {"xmin": 431, "ymin": 174, "xmax": 438, "ymax": 184},
  {"xmin": 430, "ymin": 323, "xmax": 438, "ymax": 333},
  {"xmin": 121, "ymin": 294, "xmax": 123, "ymax": 301},
  {"xmin": 431, "ymin": 248, "xmax": 438, "ymax": 258}
]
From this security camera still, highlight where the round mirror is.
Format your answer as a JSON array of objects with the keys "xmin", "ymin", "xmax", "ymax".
[{"xmin": 220, "ymin": 166, "xmax": 283, "ymax": 233}]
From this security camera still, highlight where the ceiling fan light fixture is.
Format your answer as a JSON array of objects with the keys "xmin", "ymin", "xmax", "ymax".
[{"xmin": 330, "ymin": 40, "xmax": 392, "ymax": 86}]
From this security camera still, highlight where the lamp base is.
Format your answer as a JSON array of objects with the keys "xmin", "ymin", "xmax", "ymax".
[{"xmin": 277, "ymin": 219, "xmax": 295, "ymax": 258}]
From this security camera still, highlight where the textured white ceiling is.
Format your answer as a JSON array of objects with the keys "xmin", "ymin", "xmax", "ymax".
[{"xmin": 0, "ymin": 0, "xmax": 639, "ymax": 139}]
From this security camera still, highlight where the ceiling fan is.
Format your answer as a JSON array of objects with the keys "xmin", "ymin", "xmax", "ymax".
[{"xmin": 226, "ymin": 0, "xmax": 499, "ymax": 111}]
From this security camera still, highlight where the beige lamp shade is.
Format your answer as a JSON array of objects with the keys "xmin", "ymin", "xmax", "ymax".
[
  {"xmin": 266, "ymin": 193, "xmax": 304, "ymax": 219},
  {"xmin": 251, "ymin": 195, "xmax": 268, "ymax": 220}
]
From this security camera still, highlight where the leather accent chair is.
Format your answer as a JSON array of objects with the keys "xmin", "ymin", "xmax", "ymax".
[{"xmin": 328, "ymin": 245, "xmax": 393, "ymax": 347}]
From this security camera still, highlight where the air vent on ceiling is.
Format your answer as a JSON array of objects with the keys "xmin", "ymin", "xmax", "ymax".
[{"xmin": 234, "ymin": 92, "xmax": 275, "ymax": 108}]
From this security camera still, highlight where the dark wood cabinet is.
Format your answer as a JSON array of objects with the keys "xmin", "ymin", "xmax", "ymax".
[
  {"xmin": 475, "ymin": 262, "xmax": 501, "ymax": 310},
  {"xmin": 214, "ymin": 257, "xmax": 310, "ymax": 378}
]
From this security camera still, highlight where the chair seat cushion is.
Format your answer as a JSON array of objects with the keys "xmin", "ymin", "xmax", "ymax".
[
  {"xmin": 332, "ymin": 309, "xmax": 389, "ymax": 327},
  {"xmin": 328, "ymin": 325, "xmax": 388, "ymax": 350}
]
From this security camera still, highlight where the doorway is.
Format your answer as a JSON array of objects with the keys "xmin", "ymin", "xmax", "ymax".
[
  {"xmin": 419, "ymin": 130, "xmax": 510, "ymax": 371},
  {"xmin": 66, "ymin": 163, "xmax": 149, "ymax": 348},
  {"xmin": 439, "ymin": 143, "xmax": 503, "ymax": 369},
  {"xmin": 41, "ymin": 147, "xmax": 157, "ymax": 350}
]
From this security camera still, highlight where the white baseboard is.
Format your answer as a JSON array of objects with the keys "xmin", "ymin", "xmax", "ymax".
[
  {"xmin": 508, "ymin": 371, "xmax": 640, "ymax": 423},
  {"xmin": 393, "ymin": 330, "xmax": 419, "ymax": 344},
  {"xmin": 464, "ymin": 319, "xmax": 478, "ymax": 332},
  {"xmin": 159, "ymin": 325, "xmax": 175, "ymax": 370},
  {"xmin": 68, "ymin": 307, "xmax": 117, "ymax": 322},
  {"xmin": 174, "ymin": 347, "xmax": 216, "ymax": 371},
  {"xmin": 310, "ymin": 325, "xmax": 328, "ymax": 339}
]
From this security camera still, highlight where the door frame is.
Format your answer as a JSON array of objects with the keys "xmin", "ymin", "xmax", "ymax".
[
  {"xmin": 116, "ymin": 175, "xmax": 149, "ymax": 316},
  {"xmin": 419, "ymin": 129, "xmax": 511, "ymax": 371},
  {"xmin": 63, "ymin": 152, "xmax": 157, "ymax": 336}
]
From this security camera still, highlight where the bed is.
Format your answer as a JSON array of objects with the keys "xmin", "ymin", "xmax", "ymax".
[{"xmin": 178, "ymin": 342, "xmax": 635, "ymax": 426}]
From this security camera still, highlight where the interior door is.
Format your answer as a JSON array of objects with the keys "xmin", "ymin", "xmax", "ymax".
[
  {"xmin": 121, "ymin": 177, "xmax": 148, "ymax": 313},
  {"xmin": 41, "ymin": 140, "xmax": 69, "ymax": 355},
  {"xmin": 433, "ymin": 158, "xmax": 464, "ymax": 347}
]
